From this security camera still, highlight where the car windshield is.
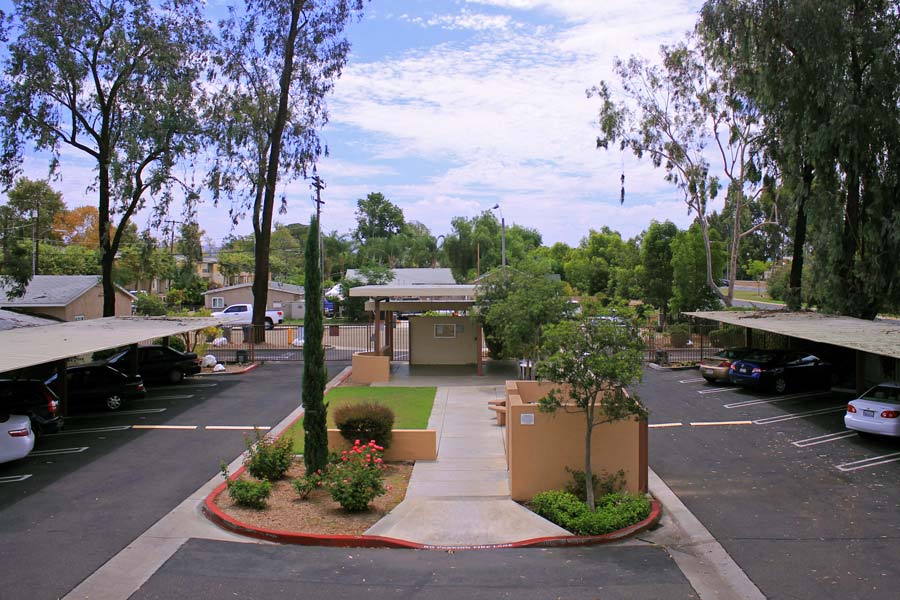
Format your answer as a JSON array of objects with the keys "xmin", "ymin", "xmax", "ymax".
[
  {"xmin": 743, "ymin": 351, "xmax": 777, "ymax": 363},
  {"xmin": 718, "ymin": 348, "xmax": 748, "ymax": 359},
  {"xmin": 861, "ymin": 385, "xmax": 900, "ymax": 404}
]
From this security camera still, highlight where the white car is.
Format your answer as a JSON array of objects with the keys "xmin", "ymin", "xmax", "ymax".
[
  {"xmin": 845, "ymin": 383, "xmax": 900, "ymax": 437},
  {"xmin": 1, "ymin": 414, "xmax": 35, "ymax": 464}
]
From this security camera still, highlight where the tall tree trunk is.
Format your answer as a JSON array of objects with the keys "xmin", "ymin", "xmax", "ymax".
[
  {"xmin": 787, "ymin": 165, "xmax": 812, "ymax": 310},
  {"xmin": 700, "ymin": 217, "xmax": 728, "ymax": 306},
  {"xmin": 98, "ymin": 152, "xmax": 116, "ymax": 317},
  {"xmin": 727, "ymin": 189, "xmax": 742, "ymax": 304}
]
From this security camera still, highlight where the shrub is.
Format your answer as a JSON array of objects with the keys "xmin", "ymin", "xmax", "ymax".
[
  {"xmin": 243, "ymin": 429, "xmax": 293, "ymax": 481},
  {"xmin": 767, "ymin": 264, "xmax": 790, "ymax": 301},
  {"xmin": 333, "ymin": 402, "xmax": 395, "ymax": 450},
  {"xmin": 135, "ymin": 293, "xmax": 167, "ymax": 316},
  {"xmin": 531, "ymin": 490, "xmax": 652, "ymax": 536},
  {"xmin": 709, "ymin": 325, "xmax": 744, "ymax": 348},
  {"xmin": 531, "ymin": 490, "xmax": 588, "ymax": 530},
  {"xmin": 152, "ymin": 336, "xmax": 186, "ymax": 352},
  {"xmin": 221, "ymin": 464, "xmax": 272, "ymax": 509},
  {"xmin": 292, "ymin": 470, "xmax": 325, "ymax": 500},
  {"xmin": 668, "ymin": 323, "xmax": 690, "ymax": 347},
  {"xmin": 564, "ymin": 468, "xmax": 626, "ymax": 503},
  {"xmin": 325, "ymin": 439, "xmax": 387, "ymax": 511}
]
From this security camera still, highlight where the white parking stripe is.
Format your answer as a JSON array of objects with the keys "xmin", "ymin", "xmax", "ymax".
[
  {"xmin": 132, "ymin": 425, "xmax": 197, "ymax": 430},
  {"xmin": 835, "ymin": 451, "xmax": 900, "ymax": 472},
  {"xmin": 65, "ymin": 408, "xmax": 167, "ymax": 419},
  {"xmin": 689, "ymin": 420, "xmax": 753, "ymax": 426},
  {"xmin": 29, "ymin": 447, "xmax": 89, "ymax": 456},
  {"xmin": 204, "ymin": 425, "xmax": 272, "ymax": 431},
  {"xmin": 679, "ymin": 378, "xmax": 706, "ymax": 384},
  {"xmin": 698, "ymin": 387, "xmax": 737, "ymax": 395},
  {"xmin": 148, "ymin": 395, "xmax": 194, "ymax": 401},
  {"xmin": 0, "ymin": 474, "xmax": 32, "ymax": 483},
  {"xmin": 649, "ymin": 422, "xmax": 683, "ymax": 428},
  {"xmin": 724, "ymin": 391, "xmax": 827, "ymax": 409},
  {"xmin": 49, "ymin": 425, "xmax": 132, "ymax": 436},
  {"xmin": 153, "ymin": 383, "xmax": 217, "ymax": 390},
  {"xmin": 792, "ymin": 431, "xmax": 858, "ymax": 448},
  {"xmin": 753, "ymin": 406, "xmax": 847, "ymax": 425}
]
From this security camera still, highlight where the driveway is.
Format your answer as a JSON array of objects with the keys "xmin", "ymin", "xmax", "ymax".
[
  {"xmin": 637, "ymin": 367, "xmax": 900, "ymax": 599},
  {"xmin": 0, "ymin": 362, "xmax": 347, "ymax": 600}
]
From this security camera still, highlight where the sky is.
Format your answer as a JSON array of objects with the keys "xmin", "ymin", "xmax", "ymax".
[{"xmin": 0, "ymin": 0, "xmax": 709, "ymax": 248}]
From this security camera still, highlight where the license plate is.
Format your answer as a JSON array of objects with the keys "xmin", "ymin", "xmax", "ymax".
[
  {"xmin": 741, "ymin": 366, "xmax": 750, "ymax": 374},
  {"xmin": 863, "ymin": 409, "xmax": 875, "ymax": 418}
]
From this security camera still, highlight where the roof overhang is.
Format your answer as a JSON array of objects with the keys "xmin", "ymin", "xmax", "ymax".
[
  {"xmin": 686, "ymin": 310, "xmax": 900, "ymax": 360},
  {"xmin": 0, "ymin": 316, "xmax": 239, "ymax": 373},
  {"xmin": 349, "ymin": 284, "xmax": 476, "ymax": 299},
  {"xmin": 363, "ymin": 299, "xmax": 475, "ymax": 312}
]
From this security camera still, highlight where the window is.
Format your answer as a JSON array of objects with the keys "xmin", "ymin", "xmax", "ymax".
[
  {"xmin": 211, "ymin": 297, "xmax": 225, "ymax": 309},
  {"xmin": 434, "ymin": 323, "xmax": 456, "ymax": 338},
  {"xmin": 73, "ymin": 315, "xmax": 85, "ymax": 321}
]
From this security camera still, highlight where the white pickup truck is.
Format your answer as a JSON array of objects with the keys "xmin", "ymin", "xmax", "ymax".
[{"xmin": 211, "ymin": 304, "xmax": 284, "ymax": 329}]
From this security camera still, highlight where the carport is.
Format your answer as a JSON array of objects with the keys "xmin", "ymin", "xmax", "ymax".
[
  {"xmin": 349, "ymin": 284, "xmax": 484, "ymax": 374},
  {"xmin": 687, "ymin": 311, "xmax": 900, "ymax": 393},
  {"xmin": 0, "ymin": 316, "xmax": 233, "ymax": 415}
]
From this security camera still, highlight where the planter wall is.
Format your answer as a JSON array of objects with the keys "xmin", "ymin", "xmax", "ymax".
[
  {"xmin": 327, "ymin": 428, "xmax": 437, "ymax": 461},
  {"xmin": 350, "ymin": 351, "xmax": 390, "ymax": 384}
]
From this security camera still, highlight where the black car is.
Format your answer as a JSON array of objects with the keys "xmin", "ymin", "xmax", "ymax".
[
  {"xmin": 108, "ymin": 345, "xmax": 200, "ymax": 384},
  {"xmin": 729, "ymin": 350, "xmax": 833, "ymax": 393},
  {"xmin": 47, "ymin": 363, "xmax": 146, "ymax": 412},
  {"xmin": 0, "ymin": 379, "xmax": 64, "ymax": 434}
]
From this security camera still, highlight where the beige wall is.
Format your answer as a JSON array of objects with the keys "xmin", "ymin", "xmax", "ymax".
[
  {"xmin": 204, "ymin": 287, "xmax": 302, "ymax": 310},
  {"xmin": 19, "ymin": 284, "xmax": 132, "ymax": 321},
  {"xmin": 409, "ymin": 316, "xmax": 478, "ymax": 366},
  {"xmin": 351, "ymin": 352, "xmax": 391, "ymax": 384},
  {"xmin": 327, "ymin": 429, "xmax": 437, "ymax": 461},
  {"xmin": 504, "ymin": 380, "xmax": 646, "ymax": 501}
]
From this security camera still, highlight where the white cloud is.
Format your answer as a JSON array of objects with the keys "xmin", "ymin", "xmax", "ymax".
[{"xmin": 400, "ymin": 10, "xmax": 516, "ymax": 31}]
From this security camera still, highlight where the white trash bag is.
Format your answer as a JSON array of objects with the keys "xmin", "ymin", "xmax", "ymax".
[
  {"xmin": 292, "ymin": 338, "xmax": 303, "ymax": 347},
  {"xmin": 213, "ymin": 363, "xmax": 226, "ymax": 372},
  {"xmin": 212, "ymin": 337, "xmax": 228, "ymax": 347},
  {"xmin": 201, "ymin": 355, "xmax": 217, "ymax": 368}
]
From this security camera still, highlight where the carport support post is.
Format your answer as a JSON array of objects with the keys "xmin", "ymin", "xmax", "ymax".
[
  {"xmin": 55, "ymin": 359, "xmax": 68, "ymax": 417},
  {"xmin": 374, "ymin": 299, "xmax": 382, "ymax": 354},
  {"xmin": 744, "ymin": 327, "xmax": 753, "ymax": 348},
  {"xmin": 855, "ymin": 350, "xmax": 865, "ymax": 395},
  {"xmin": 126, "ymin": 343, "xmax": 139, "ymax": 377},
  {"xmin": 476, "ymin": 325, "xmax": 484, "ymax": 376}
]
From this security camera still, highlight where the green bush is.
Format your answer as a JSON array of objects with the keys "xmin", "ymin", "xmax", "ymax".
[
  {"xmin": 135, "ymin": 293, "xmax": 167, "ymax": 316},
  {"xmin": 221, "ymin": 464, "xmax": 272, "ymax": 509},
  {"xmin": 668, "ymin": 323, "xmax": 690, "ymax": 347},
  {"xmin": 152, "ymin": 335, "xmax": 186, "ymax": 352},
  {"xmin": 531, "ymin": 490, "xmax": 652, "ymax": 536},
  {"xmin": 767, "ymin": 264, "xmax": 790, "ymax": 301},
  {"xmin": 325, "ymin": 439, "xmax": 387, "ymax": 511},
  {"xmin": 292, "ymin": 470, "xmax": 325, "ymax": 500},
  {"xmin": 333, "ymin": 402, "xmax": 395, "ymax": 450},
  {"xmin": 243, "ymin": 429, "xmax": 293, "ymax": 481},
  {"xmin": 709, "ymin": 325, "xmax": 745, "ymax": 348},
  {"xmin": 564, "ymin": 468, "xmax": 626, "ymax": 502}
]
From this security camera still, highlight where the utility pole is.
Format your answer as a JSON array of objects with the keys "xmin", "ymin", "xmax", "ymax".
[
  {"xmin": 311, "ymin": 173, "xmax": 326, "ymax": 274},
  {"xmin": 163, "ymin": 219, "xmax": 180, "ymax": 293}
]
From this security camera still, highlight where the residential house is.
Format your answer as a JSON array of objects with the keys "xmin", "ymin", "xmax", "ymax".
[
  {"xmin": 0, "ymin": 275, "xmax": 136, "ymax": 321},
  {"xmin": 201, "ymin": 281, "xmax": 304, "ymax": 315}
]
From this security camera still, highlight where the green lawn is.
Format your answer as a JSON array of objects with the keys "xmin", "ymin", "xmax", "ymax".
[
  {"xmin": 729, "ymin": 289, "xmax": 785, "ymax": 305},
  {"xmin": 286, "ymin": 386, "xmax": 436, "ymax": 452}
]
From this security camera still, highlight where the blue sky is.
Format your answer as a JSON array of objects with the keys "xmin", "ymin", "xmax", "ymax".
[{"xmin": 1, "ymin": 0, "xmax": 708, "ymax": 247}]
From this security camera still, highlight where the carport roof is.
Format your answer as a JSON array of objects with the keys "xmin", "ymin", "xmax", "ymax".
[
  {"xmin": 686, "ymin": 310, "xmax": 900, "ymax": 359},
  {"xmin": 349, "ymin": 284, "xmax": 476, "ymax": 299},
  {"xmin": 0, "ymin": 316, "xmax": 232, "ymax": 373}
]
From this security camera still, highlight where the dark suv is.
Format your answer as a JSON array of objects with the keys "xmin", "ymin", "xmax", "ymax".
[
  {"xmin": 47, "ymin": 363, "xmax": 146, "ymax": 412},
  {"xmin": 0, "ymin": 379, "xmax": 64, "ymax": 434},
  {"xmin": 107, "ymin": 345, "xmax": 200, "ymax": 384}
]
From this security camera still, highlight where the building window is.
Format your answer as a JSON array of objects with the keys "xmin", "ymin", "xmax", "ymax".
[
  {"xmin": 434, "ymin": 323, "xmax": 456, "ymax": 338},
  {"xmin": 73, "ymin": 315, "xmax": 85, "ymax": 321},
  {"xmin": 211, "ymin": 297, "xmax": 225, "ymax": 309}
]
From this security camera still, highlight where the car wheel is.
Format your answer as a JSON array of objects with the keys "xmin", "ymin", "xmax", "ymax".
[
  {"xmin": 168, "ymin": 368, "xmax": 184, "ymax": 384},
  {"xmin": 265, "ymin": 318, "xmax": 274, "ymax": 330},
  {"xmin": 703, "ymin": 376, "xmax": 716, "ymax": 384},
  {"xmin": 106, "ymin": 395, "xmax": 124, "ymax": 411},
  {"xmin": 773, "ymin": 377, "xmax": 788, "ymax": 394}
]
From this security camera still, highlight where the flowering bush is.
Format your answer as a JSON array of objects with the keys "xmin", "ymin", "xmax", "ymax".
[
  {"xmin": 243, "ymin": 428, "xmax": 293, "ymax": 481},
  {"xmin": 325, "ymin": 439, "xmax": 387, "ymax": 512},
  {"xmin": 292, "ymin": 469, "xmax": 325, "ymax": 500}
]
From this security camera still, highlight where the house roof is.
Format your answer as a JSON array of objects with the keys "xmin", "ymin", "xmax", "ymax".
[
  {"xmin": 686, "ymin": 310, "xmax": 900, "ymax": 360},
  {"xmin": 345, "ymin": 268, "xmax": 456, "ymax": 286},
  {"xmin": 0, "ymin": 309, "xmax": 59, "ymax": 331},
  {"xmin": 350, "ymin": 284, "xmax": 476, "ymax": 299},
  {"xmin": 201, "ymin": 281, "xmax": 305, "ymax": 296},
  {"xmin": 0, "ymin": 275, "xmax": 136, "ymax": 308}
]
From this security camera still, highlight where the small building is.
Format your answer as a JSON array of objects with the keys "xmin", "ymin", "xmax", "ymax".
[
  {"xmin": 344, "ymin": 268, "xmax": 456, "ymax": 286},
  {"xmin": 201, "ymin": 281, "xmax": 305, "ymax": 314},
  {"xmin": 0, "ymin": 275, "xmax": 135, "ymax": 321}
]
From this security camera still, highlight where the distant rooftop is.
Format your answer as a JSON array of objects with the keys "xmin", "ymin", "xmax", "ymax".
[
  {"xmin": 345, "ymin": 268, "xmax": 456, "ymax": 286},
  {"xmin": 0, "ymin": 309, "xmax": 59, "ymax": 331},
  {"xmin": 201, "ymin": 281, "xmax": 305, "ymax": 296},
  {"xmin": 0, "ymin": 275, "xmax": 118, "ymax": 307}
]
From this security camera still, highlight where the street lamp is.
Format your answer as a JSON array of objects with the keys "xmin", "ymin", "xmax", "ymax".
[{"xmin": 491, "ymin": 204, "xmax": 506, "ymax": 267}]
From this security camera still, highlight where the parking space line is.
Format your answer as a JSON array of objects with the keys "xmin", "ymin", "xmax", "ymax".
[
  {"xmin": 678, "ymin": 378, "xmax": 706, "ymax": 384},
  {"xmin": 153, "ymin": 383, "xmax": 217, "ymax": 390},
  {"xmin": 835, "ymin": 451, "xmax": 900, "ymax": 472},
  {"xmin": 753, "ymin": 406, "xmax": 847, "ymax": 425},
  {"xmin": 689, "ymin": 420, "xmax": 753, "ymax": 426},
  {"xmin": 698, "ymin": 387, "xmax": 737, "ymax": 395},
  {"xmin": 204, "ymin": 425, "xmax": 272, "ymax": 431},
  {"xmin": 724, "ymin": 391, "xmax": 826, "ymax": 409},
  {"xmin": 0, "ymin": 474, "xmax": 32, "ymax": 483},
  {"xmin": 65, "ymin": 408, "xmax": 167, "ymax": 419},
  {"xmin": 131, "ymin": 425, "xmax": 198, "ymax": 430},
  {"xmin": 792, "ymin": 431, "xmax": 857, "ymax": 448},
  {"xmin": 146, "ymin": 395, "xmax": 194, "ymax": 401},
  {"xmin": 29, "ymin": 447, "xmax": 89, "ymax": 456},
  {"xmin": 49, "ymin": 425, "xmax": 132, "ymax": 436},
  {"xmin": 649, "ymin": 422, "xmax": 684, "ymax": 428}
]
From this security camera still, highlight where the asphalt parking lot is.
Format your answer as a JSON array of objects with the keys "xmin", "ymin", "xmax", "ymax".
[
  {"xmin": 638, "ymin": 366, "xmax": 900, "ymax": 600},
  {"xmin": 0, "ymin": 362, "xmax": 347, "ymax": 600}
]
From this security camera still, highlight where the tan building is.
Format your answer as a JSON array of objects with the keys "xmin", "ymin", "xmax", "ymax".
[
  {"xmin": 0, "ymin": 275, "xmax": 136, "ymax": 321},
  {"xmin": 201, "ymin": 281, "xmax": 304, "ymax": 312},
  {"xmin": 195, "ymin": 249, "xmax": 253, "ymax": 288}
]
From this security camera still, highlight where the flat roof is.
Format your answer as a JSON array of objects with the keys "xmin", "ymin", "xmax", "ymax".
[
  {"xmin": 363, "ymin": 300, "xmax": 475, "ymax": 312},
  {"xmin": 349, "ymin": 284, "xmax": 476, "ymax": 299},
  {"xmin": 0, "ymin": 316, "xmax": 235, "ymax": 373},
  {"xmin": 686, "ymin": 310, "xmax": 900, "ymax": 359}
]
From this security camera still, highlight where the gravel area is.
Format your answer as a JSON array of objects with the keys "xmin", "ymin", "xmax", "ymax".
[{"xmin": 215, "ymin": 459, "xmax": 413, "ymax": 536}]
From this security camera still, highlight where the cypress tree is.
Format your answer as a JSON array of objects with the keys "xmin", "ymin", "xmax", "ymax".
[{"xmin": 302, "ymin": 215, "xmax": 328, "ymax": 473}]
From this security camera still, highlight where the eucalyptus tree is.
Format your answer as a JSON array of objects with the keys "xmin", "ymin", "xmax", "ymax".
[
  {"xmin": 700, "ymin": 0, "xmax": 900, "ymax": 318},
  {"xmin": 206, "ymin": 0, "xmax": 365, "ymax": 333},
  {"xmin": 0, "ymin": 0, "xmax": 210, "ymax": 315}
]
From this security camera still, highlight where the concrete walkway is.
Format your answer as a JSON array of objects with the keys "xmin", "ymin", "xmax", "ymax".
[{"xmin": 365, "ymin": 384, "xmax": 569, "ymax": 546}]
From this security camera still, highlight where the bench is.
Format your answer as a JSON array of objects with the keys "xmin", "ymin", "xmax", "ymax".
[{"xmin": 488, "ymin": 405, "xmax": 507, "ymax": 426}]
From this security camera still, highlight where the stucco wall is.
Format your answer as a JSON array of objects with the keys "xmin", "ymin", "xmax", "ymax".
[
  {"xmin": 504, "ymin": 380, "xmax": 646, "ymax": 501},
  {"xmin": 204, "ymin": 287, "xmax": 302, "ymax": 310},
  {"xmin": 351, "ymin": 352, "xmax": 390, "ymax": 384},
  {"xmin": 409, "ymin": 315, "xmax": 478, "ymax": 366},
  {"xmin": 327, "ymin": 429, "xmax": 437, "ymax": 461}
]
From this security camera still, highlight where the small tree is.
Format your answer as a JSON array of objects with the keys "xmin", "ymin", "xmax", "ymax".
[
  {"xmin": 536, "ymin": 316, "xmax": 647, "ymax": 511},
  {"xmin": 302, "ymin": 215, "xmax": 328, "ymax": 474}
]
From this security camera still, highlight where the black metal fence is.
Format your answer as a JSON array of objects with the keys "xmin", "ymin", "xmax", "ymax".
[{"xmin": 642, "ymin": 320, "xmax": 798, "ymax": 365}]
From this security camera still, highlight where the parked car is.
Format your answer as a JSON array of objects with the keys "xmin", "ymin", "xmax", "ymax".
[
  {"xmin": 729, "ymin": 350, "xmax": 833, "ymax": 393},
  {"xmin": 699, "ymin": 347, "xmax": 754, "ymax": 383},
  {"xmin": 211, "ymin": 304, "xmax": 284, "ymax": 329},
  {"xmin": 46, "ymin": 363, "xmax": 145, "ymax": 412},
  {"xmin": 0, "ymin": 379, "xmax": 64, "ymax": 435},
  {"xmin": 844, "ymin": 383, "xmax": 900, "ymax": 438},
  {"xmin": 108, "ymin": 345, "xmax": 200, "ymax": 384},
  {"xmin": 0, "ymin": 414, "xmax": 34, "ymax": 465}
]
